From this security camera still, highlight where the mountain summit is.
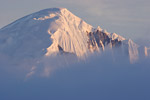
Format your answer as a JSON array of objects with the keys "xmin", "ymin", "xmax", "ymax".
[
  {"xmin": 0, "ymin": 8, "xmax": 93, "ymax": 58},
  {"xmin": 0, "ymin": 8, "xmax": 149, "ymax": 63}
]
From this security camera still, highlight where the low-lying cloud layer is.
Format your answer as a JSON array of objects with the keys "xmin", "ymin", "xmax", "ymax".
[{"xmin": 0, "ymin": 50, "xmax": 150, "ymax": 100}]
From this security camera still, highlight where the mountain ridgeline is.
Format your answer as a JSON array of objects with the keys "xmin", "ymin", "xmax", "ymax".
[{"xmin": 0, "ymin": 8, "xmax": 149, "ymax": 63}]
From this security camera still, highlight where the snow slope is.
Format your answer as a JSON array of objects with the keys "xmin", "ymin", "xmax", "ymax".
[{"xmin": 0, "ymin": 8, "xmax": 93, "ymax": 59}]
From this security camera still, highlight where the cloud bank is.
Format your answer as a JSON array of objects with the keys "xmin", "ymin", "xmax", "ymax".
[{"xmin": 0, "ymin": 50, "xmax": 150, "ymax": 100}]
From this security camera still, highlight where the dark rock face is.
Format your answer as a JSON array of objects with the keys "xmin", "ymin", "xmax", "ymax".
[
  {"xmin": 58, "ymin": 45, "xmax": 64, "ymax": 52},
  {"xmin": 87, "ymin": 30, "xmax": 122, "ymax": 51},
  {"xmin": 94, "ymin": 30, "xmax": 111, "ymax": 46},
  {"xmin": 57, "ymin": 45, "xmax": 76, "ymax": 56},
  {"xmin": 111, "ymin": 39, "xmax": 122, "ymax": 47},
  {"xmin": 87, "ymin": 31, "xmax": 98, "ymax": 51}
]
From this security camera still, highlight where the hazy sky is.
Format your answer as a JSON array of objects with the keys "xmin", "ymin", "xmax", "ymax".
[{"xmin": 0, "ymin": 0, "xmax": 150, "ymax": 45}]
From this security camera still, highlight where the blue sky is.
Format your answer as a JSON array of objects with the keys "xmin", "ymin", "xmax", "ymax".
[{"xmin": 0, "ymin": 0, "xmax": 150, "ymax": 45}]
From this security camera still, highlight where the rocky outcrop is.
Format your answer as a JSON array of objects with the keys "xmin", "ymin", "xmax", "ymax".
[{"xmin": 87, "ymin": 29, "xmax": 123, "ymax": 52}]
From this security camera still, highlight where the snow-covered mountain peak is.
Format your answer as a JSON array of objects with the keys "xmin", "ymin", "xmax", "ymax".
[
  {"xmin": 111, "ymin": 33, "xmax": 125, "ymax": 41},
  {"xmin": 0, "ymin": 8, "xmax": 148, "ymax": 63},
  {"xmin": 31, "ymin": 8, "xmax": 74, "ymax": 21},
  {"xmin": 0, "ymin": 8, "xmax": 93, "ymax": 58},
  {"xmin": 102, "ymin": 29, "xmax": 110, "ymax": 36},
  {"xmin": 33, "ymin": 7, "xmax": 68, "ymax": 15},
  {"xmin": 96, "ymin": 26, "xmax": 103, "ymax": 31},
  {"xmin": 43, "ymin": 8, "xmax": 93, "ymax": 57}
]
